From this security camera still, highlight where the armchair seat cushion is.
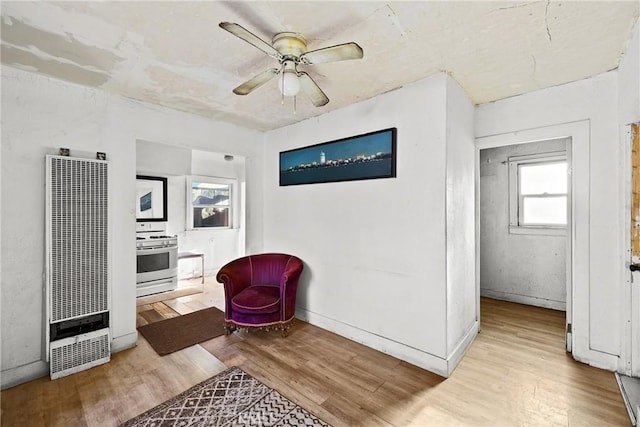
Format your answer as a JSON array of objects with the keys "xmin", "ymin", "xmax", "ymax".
[{"xmin": 231, "ymin": 285, "xmax": 280, "ymax": 315}]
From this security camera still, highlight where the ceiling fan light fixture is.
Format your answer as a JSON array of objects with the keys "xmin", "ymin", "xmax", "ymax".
[{"xmin": 278, "ymin": 71, "xmax": 300, "ymax": 97}]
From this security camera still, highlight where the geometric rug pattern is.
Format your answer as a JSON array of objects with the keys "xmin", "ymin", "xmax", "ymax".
[{"xmin": 120, "ymin": 366, "xmax": 330, "ymax": 426}]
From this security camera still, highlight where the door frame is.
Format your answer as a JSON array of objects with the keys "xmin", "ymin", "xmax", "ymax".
[
  {"xmin": 476, "ymin": 120, "xmax": 597, "ymax": 363},
  {"xmin": 625, "ymin": 123, "xmax": 640, "ymax": 377}
]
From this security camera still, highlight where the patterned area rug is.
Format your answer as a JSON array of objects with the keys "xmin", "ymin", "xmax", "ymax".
[{"xmin": 121, "ymin": 366, "xmax": 330, "ymax": 427}]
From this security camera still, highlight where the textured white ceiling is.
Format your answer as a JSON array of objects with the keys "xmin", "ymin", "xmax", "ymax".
[{"xmin": 1, "ymin": 1, "xmax": 638, "ymax": 131}]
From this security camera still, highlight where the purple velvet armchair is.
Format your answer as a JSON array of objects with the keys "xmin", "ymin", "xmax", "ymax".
[{"xmin": 216, "ymin": 253, "xmax": 304, "ymax": 337}]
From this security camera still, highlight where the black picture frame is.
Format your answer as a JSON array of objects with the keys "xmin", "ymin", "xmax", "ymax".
[
  {"xmin": 279, "ymin": 128, "xmax": 397, "ymax": 186},
  {"xmin": 136, "ymin": 175, "xmax": 168, "ymax": 222}
]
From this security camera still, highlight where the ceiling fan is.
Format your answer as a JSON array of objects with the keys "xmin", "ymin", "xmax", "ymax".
[{"xmin": 219, "ymin": 22, "xmax": 364, "ymax": 107}]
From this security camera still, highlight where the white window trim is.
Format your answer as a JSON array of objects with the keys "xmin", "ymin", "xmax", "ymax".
[
  {"xmin": 508, "ymin": 151, "xmax": 567, "ymax": 236},
  {"xmin": 186, "ymin": 175, "xmax": 237, "ymax": 231}
]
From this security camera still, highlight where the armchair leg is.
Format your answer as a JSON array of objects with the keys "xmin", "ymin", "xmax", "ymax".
[
  {"xmin": 280, "ymin": 318, "xmax": 295, "ymax": 337},
  {"xmin": 224, "ymin": 322, "xmax": 236, "ymax": 335}
]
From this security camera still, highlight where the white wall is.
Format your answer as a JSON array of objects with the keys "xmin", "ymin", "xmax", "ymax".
[
  {"xmin": 476, "ymin": 71, "xmax": 622, "ymax": 370},
  {"xmin": 480, "ymin": 139, "xmax": 567, "ymax": 310},
  {"xmin": 444, "ymin": 77, "xmax": 478, "ymax": 362},
  {"xmin": 619, "ymin": 19, "xmax": 640, "ymax": 126},
  {"xmin": 263, "ymin": 73, "xmax": 477, "ymax": 377},
  {"xmin": 0, "ymin": 66, "xmax": 263, "ymax": 388},
  {"xmin": 137, "ymin": 139, "xmax": 192, "ymax": 177}
]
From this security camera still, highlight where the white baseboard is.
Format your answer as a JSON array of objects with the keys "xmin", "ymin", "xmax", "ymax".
[
  {"xmin": 1, "ymin": 360, "xmax": 48, "ymax": 390},
  {"xmin": 447, "ymin": 321, "xmax": 479, "ymax": 376},
  {"xmin": 481, "ymin": 289, "xmax": 566, "ymax": 311},
  {"xmin": 111, "ymin": 331, "xmax": 138, "ymax": 353},
  {"xmin": 573, "ymin": 334, "xmax": 620, "ymax": 372},
  {"xmin": 296, "ymin": 307, "xmax": 478, "ymax": 378}
]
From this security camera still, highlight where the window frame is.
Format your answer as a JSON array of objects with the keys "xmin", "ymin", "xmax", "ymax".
[
  {"xmin": 186, "ymin": 175, "xmax": 236, "ymax": 231},
  {"xmin": 508, "ymin": 151, "xmax": 568, "ymax": 236}
]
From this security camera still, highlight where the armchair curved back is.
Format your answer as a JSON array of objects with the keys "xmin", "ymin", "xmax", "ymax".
[{"xmin": 251, "ymin": 253, "xmax": 300, "ymax": 286}]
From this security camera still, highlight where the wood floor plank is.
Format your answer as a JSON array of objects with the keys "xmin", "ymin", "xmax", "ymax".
[
  {"xmin": 321, "ymin": 390, "xmax": 394, "ymax": 426},
  {"xmin": 136, "ymin": 308, "xmax": 166, "ymax": 325},
  {"xmin": 150, "ymin": 302, "xmax": 180, "ymax": 319},
  {"xmin": 303, "ymin": 357, "xmax": 385, "ymax": 394},
  {"xmin": 161, "ymin": 298, "xmax": 197, "ymax": 315}
]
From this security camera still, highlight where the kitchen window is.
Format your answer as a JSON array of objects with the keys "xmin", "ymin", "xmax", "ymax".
[
  {"xmin": 508, "ymin": 152, "xmax": 568, "ymax": 235},
  {"xmin": 187, "ymin": 176, "xmax": 234, "ymax": 229}
]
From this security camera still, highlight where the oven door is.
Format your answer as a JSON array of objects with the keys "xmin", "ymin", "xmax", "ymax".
[{"xmin": 136, "ymin": 246, "xmax": 178, "ymax": 284}]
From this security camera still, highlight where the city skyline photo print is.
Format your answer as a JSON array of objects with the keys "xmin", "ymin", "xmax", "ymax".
[{"xmin": 279, "ymin": 128, "xmax": 397, "ymax": 186}]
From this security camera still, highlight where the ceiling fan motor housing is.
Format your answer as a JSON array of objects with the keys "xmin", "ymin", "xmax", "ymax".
[{"xmin": 272, "ymin": 32, "xmax": 308, "ymax": 60}]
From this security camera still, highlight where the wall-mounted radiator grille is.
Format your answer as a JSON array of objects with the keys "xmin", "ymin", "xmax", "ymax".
[
  {"xmin": 48, "ymin": 156, "xmax": 109, "ymax": 322},
  {"xmin": 50, "ymin": 328, "xmax": 110, "ymax": 380},
  {"xmin": 46, "ymin": 155, "xmax": 110, "ymax": 379}
]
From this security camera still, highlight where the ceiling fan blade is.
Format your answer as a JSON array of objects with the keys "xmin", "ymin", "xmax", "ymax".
[
  {"xmin": 232, "ymin": 68, "xmax": 279, "ymax": 95},
  {"xmin": 300, "ymin": 42, "xmax": 363, "ymax": 65},
  {"xmin": 219, "ymin": 22, "xmax": 281, "ymax": 60},
  {"xmin": 298, "ymin": 72, "xmax": 329, "ymax": 107}
]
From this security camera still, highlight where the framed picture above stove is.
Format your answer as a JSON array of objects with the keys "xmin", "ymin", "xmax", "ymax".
[{"xmin": 136, "ymin": 175, "xmax": 168, "ymax": 222}]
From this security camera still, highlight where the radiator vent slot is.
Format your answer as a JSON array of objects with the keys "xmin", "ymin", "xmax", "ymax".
[
  {"xmin": 50, "ymin": 328, "xmax": 110, "ymax": 380},
  {"xmin": 49, "ymin": 156, "xmax": 108, "ymax": 322},
  {"xmin": 50, "ymin": 312, "xmax": 109, "ymax": 342}
]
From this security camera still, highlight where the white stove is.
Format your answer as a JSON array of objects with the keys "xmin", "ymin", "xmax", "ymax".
[{"xmin": 136, "ymin": 231, "xmax": 178, "ymax": 297}]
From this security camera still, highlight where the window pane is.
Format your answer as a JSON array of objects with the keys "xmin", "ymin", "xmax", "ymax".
[
  {"xmin": 192, "ymin": 182, "xmax": 229, "ymax": 207},
  {"xmin": 193, "ymin": 207, "xmax": 229, "ymax": 228},
  {"xmin": 522, "ymin": 196, "xmax": 567, "ymax": 225},
  {"xmin": 520, "ymin": 162, "xmax": 567, "ymax": 195}
]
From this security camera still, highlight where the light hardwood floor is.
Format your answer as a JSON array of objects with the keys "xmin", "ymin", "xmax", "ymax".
[{"xmin": 1, "ymin": 278, "xmax": 630, "ymax": 426}]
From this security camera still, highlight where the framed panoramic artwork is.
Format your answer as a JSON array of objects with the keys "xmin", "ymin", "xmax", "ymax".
[{"xmin": 279, "ymin": 127, "xmax": 397, "ymax": 186}]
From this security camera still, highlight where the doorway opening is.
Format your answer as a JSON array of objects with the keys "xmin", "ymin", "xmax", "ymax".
[{"xmin": 478, "ymin": 137, "xmax": 572, "ymax": 350}]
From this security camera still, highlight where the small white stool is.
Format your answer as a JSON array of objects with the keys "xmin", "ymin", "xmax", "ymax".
[{"xmin": 178, "ymin": 251, "xmax": 205, "ymax": 284}]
